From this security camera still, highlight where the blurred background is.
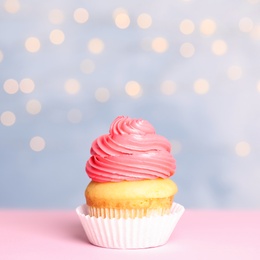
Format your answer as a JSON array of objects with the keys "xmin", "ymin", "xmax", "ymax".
[{"xmin": 1, "ymin": 0, "xmax": 260, "ymax": 209}]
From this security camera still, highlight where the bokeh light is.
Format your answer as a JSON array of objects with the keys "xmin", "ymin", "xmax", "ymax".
[
  {"xmin": 19, "ymin": 78, "xmax": 35, "ymax": 94},
  {"xmin": 64, "ymin": 79, "xmax": 81, "ymax": 94},
  {"xmin": 88, "ymin": 38, "xmax": 104, "ymax": 54},
  {"xmin": 25, "ymin": 37, "xmax": 41, "ymax": 53},
  {"xmin": 200, "ymin": 19, "xmax": 217, "ymax": 36},
  {"xmin": 30, "ymin": 136, "xmax": 46, "ymax": 152},
  {"xmin": 137, "ymin": 13, "xmax": 152, "ymax": 29},
  {"xmin": 95, "ymin": 88, "xmax": 110, "ymax": 102},
  {"xmin": 4, "ymin": 0, "xmax": 20, "ymax": 14},
  {"xmin": 125, "ymin": 81, "xmax": 142, "ymax": 98},
  {"xmin": 73, "ymin": 8, "xmax": 89, "ymax": 24},
  {"xmin": 3, "ymin": 79, "xmax": 19, "ymax": 94},
  {"xmin": 179, "ymin": 19, "xmax": 195, "ymax": 35},
  {"xmin": 180, "ymin": 42, "xmax": 195, "ymax": 58},
  {"xmin": 235, "ymin": 141, "xmax": 251, "ymax": 157},
  {"xmin": 26, "ymin": 99, "xmax": 42, "ymax": 115},
  {"xmin": 0, "ymin": 111, "xmax": 16, "ymax": 126},
  {"xmin": 211, "ymin": 40, "xmax": 227, "ymax": 55},
  {"xmin": 49, "ymin": 29, "xmax": 65, "ymax": 45},
  {"xmin": 151, "ymin": 37, "xmax": 169, "ymax": 53},
  {"xmin": 113, "ymin": 8, "xmax": 130, "ymax": 29},
  {"xmin": 193, "ymin": 79, "xmax": 210, "ymax": 94}
]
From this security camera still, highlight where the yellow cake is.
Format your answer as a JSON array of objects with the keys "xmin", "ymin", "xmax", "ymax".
[{"xmin": 85, "ymin": 179, "xmax": 178, "ymax": 218}]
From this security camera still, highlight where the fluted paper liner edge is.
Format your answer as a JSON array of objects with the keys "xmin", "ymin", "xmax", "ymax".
[{"xmin": 76, "ymin": 202, "xmax": 185, "ymax": 249}]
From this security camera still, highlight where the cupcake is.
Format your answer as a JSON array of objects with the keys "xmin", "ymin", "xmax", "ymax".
[{"xmin": 76, "ymin": 116, "xmax": 184, "ymax": 249}]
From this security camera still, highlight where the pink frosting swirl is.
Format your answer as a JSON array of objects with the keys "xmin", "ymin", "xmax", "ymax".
[{"xmin": 85, "ymin": 116, "xmax": 176, "ymax": 182}]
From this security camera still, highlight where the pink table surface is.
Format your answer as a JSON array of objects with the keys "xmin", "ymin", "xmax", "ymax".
[{"xmin": 0, "ymin": 208, "xmax": 260, "ymax": 260}]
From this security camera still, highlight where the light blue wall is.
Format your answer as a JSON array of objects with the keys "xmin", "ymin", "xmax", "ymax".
[{"xmin": 1, "ymin": 0, "xmax": 260, "ymax": 209}]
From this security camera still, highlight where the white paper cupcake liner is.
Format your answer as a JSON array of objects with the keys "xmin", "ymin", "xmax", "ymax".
[{"xmin": 76, "ymin": 202, "xmax": 185, "ymax": 249}]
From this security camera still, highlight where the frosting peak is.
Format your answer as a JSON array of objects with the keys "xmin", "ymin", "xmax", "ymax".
[
  {"xmin": 109, "ymin": 116, "xmax": 155, "ymax": 136},
  {"xmin": 86, "ymin": 116, "xmax": 176, "ymax": 182}
]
